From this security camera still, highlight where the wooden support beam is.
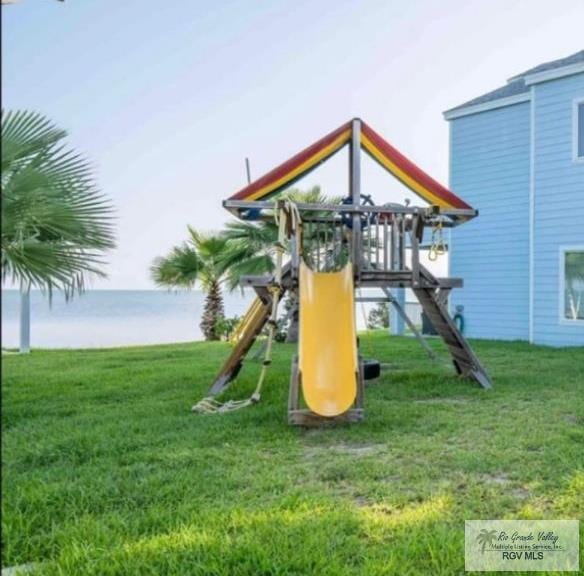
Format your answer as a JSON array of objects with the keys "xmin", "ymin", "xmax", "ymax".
[
  {"xmin": 288, "ymin": 409, "xmax": 364, "ymax": 426},
  {"xmin": 413, "ymin": 287, "xmax": 493, "ymax": 389},
  {"xmin": 222, "ymin": 200, "xmax": 478, "ymax": 221},
  {"xmin": 410, "ymin": 215, "xmax": 421, "ymax": 288},
  {"xmin": 240, "ymin": 275, "xmax": 294, "ymax": 289},
  {"xmin": 390, "ymin": 216, "xmax": 399, "ymax": 270},
  {"xmin": 350, "ymin": 119, "xmax": 362, "ymax": 274},
  {"xmin": 355, "ymin": 296, "xmax": 392, "ymax": 303},
  {"xmin": 379, "ymin": 286, "xmax": 436, "ymax": 360},
  {"xmin": 399, "ymin": 216, "xmax": 406, "ymax": 269}
]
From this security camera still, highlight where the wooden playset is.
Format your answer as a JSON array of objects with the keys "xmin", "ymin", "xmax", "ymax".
[{"xmin": 193, "ymin": 118, "xmax": 492, "ymax": 425}]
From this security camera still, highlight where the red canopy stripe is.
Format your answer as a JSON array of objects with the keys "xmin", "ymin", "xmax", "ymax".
[
  {"xmin": 228, "ymin": 122, "xmax": 352, "ymax": 201},
  {"xmin": 360, "ymin": 122, "xmax": 471, "ymax": 209}
]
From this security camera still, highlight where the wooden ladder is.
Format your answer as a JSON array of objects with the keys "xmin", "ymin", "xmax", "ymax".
[
  {"xmin": 413, "ymin": 284, "xmax": 492, "ymax": 389},
  {"xmin": 207, "ymin": 266, "xmax": 291, "ymax": 396},
  {"xmin": 207, "ymin": 298, "xmax": 272, "ymax": 396}
]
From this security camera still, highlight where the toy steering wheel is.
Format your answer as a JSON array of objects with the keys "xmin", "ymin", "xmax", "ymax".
[{"xmin": 341, "ymin": 194, "xmax": 376, "ymax": 228}]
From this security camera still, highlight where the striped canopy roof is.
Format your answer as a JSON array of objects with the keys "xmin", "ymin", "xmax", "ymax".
[{"xmin": 228, "ymin": 119, "xmax": 472, "ymax": 211}]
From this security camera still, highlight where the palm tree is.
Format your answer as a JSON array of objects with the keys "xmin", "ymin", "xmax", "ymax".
[
  {"xmin": 1, "ymin": 110, "xmax": 115, "ymax": 352},
  {"xmin": 221, "ymin": 186, "xmax": 338, "ymax": 341},
  {"xmin": 151, "ymin": 228, "xmax": 230, "ymax": 341}
]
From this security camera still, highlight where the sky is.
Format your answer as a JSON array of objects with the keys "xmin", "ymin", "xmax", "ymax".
[{"xmin": 2, "ymin": 0, "xmax": 583, "ymax": 289}]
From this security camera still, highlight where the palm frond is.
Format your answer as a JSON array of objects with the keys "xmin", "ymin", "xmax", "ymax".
[
  {"xmin": 150, "ymin": 244, "xmax": 200, "ymax": 289},
  {"xmin": 282, "ymin": 185, "xmax": 333, "ymax": 204},
  {"xmin": 223, "ymin": 252, "xmax": 275, "ymax": 291},
  {"xmin": 1, "ymin": 109, "xmax": 116, "ymax": 296},
  {"xmin": 222, "ymin": 220, "xmax": 277, "ymax": 249},
  {"xmin": 151, "ymin": 230, "xmax": 231, "ymax": 291}
]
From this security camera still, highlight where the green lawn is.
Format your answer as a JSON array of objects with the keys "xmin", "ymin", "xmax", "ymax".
[{"xmin": 2, "ymin": 333, "xmax": 583, "ymax": 575}]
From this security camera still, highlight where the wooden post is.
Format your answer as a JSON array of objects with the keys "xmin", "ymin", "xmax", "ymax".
[
  {"xmin": 390, "ymin": 216, "xmax": 399, "ymax": 270},
  {"xmin": 314, "ymin": 221, "xmax": 320, "ymax": 272},
  {"xmin": 350, "ymin": 118, "xmax": 361, "ymax": 274},
  {"xmin": 383, "ymin": 218, "xmax": 389, "ymax": 270},
  {"xmin": 288, "ymin": 357, "xmax": 300, "ymax": 414},
  {"xmin": 411, "ymin": 215, "xmax": 421, "ymax": 288},
  {"xmin": 399, "ymin": 216, "xmax": 406, "ymax": 269},
  {"xmin": 290, "ymin": 231, "xmax": 299, "ymax": 280}
]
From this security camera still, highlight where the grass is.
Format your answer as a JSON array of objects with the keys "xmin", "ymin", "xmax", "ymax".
[{"xmin": 2, "ymin": 332, "xmax": 583, "ymax": 575}]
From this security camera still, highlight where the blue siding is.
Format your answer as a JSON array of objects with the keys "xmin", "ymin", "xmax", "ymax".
[
  {"xmin": 533, "ymin": 73, "xmax": 584, "ymax": 346},
  {"xmin": 450, "ymin": 102, "xmax": 531, "ymax": 340}
]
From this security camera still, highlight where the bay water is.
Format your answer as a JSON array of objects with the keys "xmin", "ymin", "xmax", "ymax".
[
  {"xmin": 1, "ymin": 289, "xmax": 253, "ymax": 349},
  {"xmin": 1, "ymin": 289, "xmax": 415, "ymax": 349}
]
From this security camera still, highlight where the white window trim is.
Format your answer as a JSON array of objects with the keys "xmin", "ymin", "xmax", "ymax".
[
  {"xmin": 559, "ymin": 246, "xmax": 584, "ymax": 326},
  {"xmin": 529, "ymin": 87, "xmax": 535, "ymax": 343},
  {"xmin": 573, "ymin": 97, "xmax": 584, "ymax": 164}
]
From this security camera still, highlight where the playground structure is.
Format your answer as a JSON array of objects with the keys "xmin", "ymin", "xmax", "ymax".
[{"xmin": 194, "ymin": 118, "xmax": 492, "ymax": 425}]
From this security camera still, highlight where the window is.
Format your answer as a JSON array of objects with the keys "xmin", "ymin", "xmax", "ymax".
[
  {"xmin": 561, "ymin": 248, "xmax": 584, "ymax": 322},
  {"xmin": 575, "ymin": 99, "xmax": 584, "ymax": 161}
]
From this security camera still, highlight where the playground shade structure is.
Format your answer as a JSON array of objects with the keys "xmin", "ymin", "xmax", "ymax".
[
  {"xmin": 229, "ymin": 120, "xmax": 471, "ymax": 211},
  {"xmin": 298, "ymin": 262, "xmax": 358, "ymax": 417}
]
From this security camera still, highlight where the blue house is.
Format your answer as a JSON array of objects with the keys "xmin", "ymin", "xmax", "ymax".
[{"xmin": 444, "ymin": 51, "xmax": 584, "ymax": 346}]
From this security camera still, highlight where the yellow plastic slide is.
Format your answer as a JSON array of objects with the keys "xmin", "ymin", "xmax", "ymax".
[{"xmin": 298, "ymin": 261, "xmax": 359, "ymax": 417}]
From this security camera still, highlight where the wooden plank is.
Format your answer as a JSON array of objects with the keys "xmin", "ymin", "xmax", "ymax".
[
  {"xmin": 383, "ymin": 218, "xmax": 389, "ymax": 270},
  {"xmin": 360, "ymin": 271, "xmax": 413, "ymax": 282},
  {"xmin": 399, "ymin": 216, "xmax": 406, "ymax": 269},
  {"xmin": 390, "ymin": 217, "xmax": 399, "ymax": 270},
  {"xmin": 223, "ymin": 199, "xmax": 478, "ymax": 220},
  {"xmin": 380, "ymin": 286, "xmax": 436, "ymax": 360},
  {"xmin": 410, "ymin": 215, "xmax": 421, "ymax": 288},
  {"xmin": 288, "ymin": 358, "xmax": 300, "ymax": 412},
  {"xmin": 447, "ymin": 345, "xmax": 476, "ymax": 365},
  {"xmin": 350, "ymin": 119, "xmax": 362, "ymax": 274},
  {"xmin": 356, "ymin": 296, "xmax": 391, "ymax": 303},
  {"xmin": 288, "ymin": 409, "xmax": 364, "ymax": 426},
  {"xmin": 356, "ymin": 361, "xmax": 365, "ymax": 409}
]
